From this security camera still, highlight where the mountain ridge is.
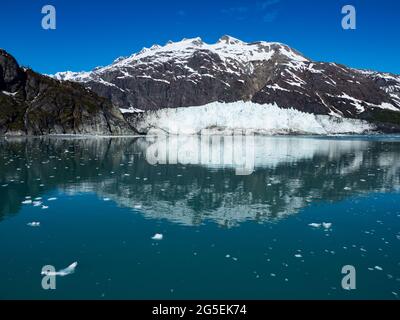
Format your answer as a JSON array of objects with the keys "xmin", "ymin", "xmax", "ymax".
[{"xmin": 51, "ymin": 35, "xmax": 400, "ymax": 133}]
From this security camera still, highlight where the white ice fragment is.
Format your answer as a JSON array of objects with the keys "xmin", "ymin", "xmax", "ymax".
[
  {"xmin": 47, "ymin": 197, "xmax": 57, "ymax": 201},
  {"xmin": 374, "ymin": 266, "xmax": 383, "ymax": 271},
  {"xmin": 294, "ymin": 254, "xmax": 303, "ymax": 258},
  {"xmin": 41, "ymin": 262, "xmax": 78, "ymax": 277},
  {"xmin": 22, "ymin": 200, "xmax": 32, "ymax": 205},
  {"xmin": 152, "ymin": 233, "xmax": 163, "ymax": 240},
  {"xmin": 323, "ymin": 223, "xmax": 332, "ymax": 229},
  {"xmin": 309, "ymin": 223, "xmax": 321, "ymax": 228},
  {"xmin": 27, "ymin": 222, "xmax": 40, "ymax": 227},
  {"xmin": 41, "ymin": 206, "xmax": 49, "ymax": 210}
]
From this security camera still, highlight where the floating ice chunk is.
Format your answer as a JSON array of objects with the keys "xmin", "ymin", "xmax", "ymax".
[
  {"xmin": 35, "ymin": 197, "xmax": 42, "ymax": 200},
  {"xmin": 225, "ymin": 254, "xmax": 231, "ymax": 258},
  {"xmin": 294, "ymin": 254, "xmax": 303, "ymax": 258},
  {"xmin": 134, "ymin": 205, "xmax": 142, "ymax": 209},
  {"xmin": 103, "ymin": 198, "xmax": 111, "ymax": 201},
  {"xmin": 27, "ymin": 222, "xmax": 40, "ymax": 227},
  {"xmin": 374, "ymin": 266, "xmax": 383, "ymax": 271},
  {"xmin": 344, "ymin": 187, "xmax": 352, "ymax": 191},
  {"xmin": 309, "ymin": 223, "xmax": 322, "ymax": 228},
  {"xmin": 41, "ymin": 206, "xmax": 49, "ymax": 210},
  {"xmin": 41, "ymin": 262, "xmax": 78, "ymax": 277},
  {"xmin": 22, "ymin": 200, "xmax": 32, "ymax": 205},
  {"xmin": 323, "ymin": 223, "xmax": 332, "ymax": 229},
  {"xmin": 152, "ymin": 233, "xmax": 163, "ymax": 240},
  {"xmin": 33, "ymin": 201, "xmax": 42, "ymax": 207},
  {"xmin": 47, "ymin": 197, "xmax": 57, "ymax": 201}
]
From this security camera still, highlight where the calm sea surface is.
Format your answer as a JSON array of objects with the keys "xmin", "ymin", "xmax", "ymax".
[{"xmin": 0, "ymin": 135, "xmax": 399, "ymax": 299}]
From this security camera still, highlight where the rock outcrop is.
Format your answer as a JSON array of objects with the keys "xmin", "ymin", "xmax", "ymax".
[{"xmin": 0, "ymin": 49, "xmax": 135, "ymax": 136}]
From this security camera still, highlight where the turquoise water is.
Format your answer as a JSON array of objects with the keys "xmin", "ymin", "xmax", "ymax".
[{"xmin": 0, "ymin": 136, "xmax": 399, "ymax": 300}]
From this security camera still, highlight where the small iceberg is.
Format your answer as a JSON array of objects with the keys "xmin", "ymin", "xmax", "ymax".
[
  {"xmin": 41, "ymin": 262, "xmax": 78, "ymax": 277},
  {"xmin": 309, "ymin": 223, "xmax": 321, "ymax": 228},
  {"xmin": 22, "ymin": 200, "xmax": 32, "ymax": 205},
  {"xmin": 323, "ymin": 223, "xmax": 332, "ymax": 229},
  {"xmin": 27, "ymin": 222, "xmax": 40, "ymax": 227},
  {"xmin": 152, "ymin": 233, "xmax": 163, "ymax": 240}
]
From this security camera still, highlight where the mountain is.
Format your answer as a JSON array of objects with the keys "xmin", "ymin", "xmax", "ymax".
[
  {"xmin": 0, "ymin": 49, "xmax": 135, "ymax": 136},
  {"xmin": 53, "ymin": 36, "xmax": 400, "ymax": 133}
]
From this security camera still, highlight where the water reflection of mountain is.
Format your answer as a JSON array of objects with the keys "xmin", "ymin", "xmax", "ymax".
[{"xmin": 1, "ymin": 136, "xmax": 400, "ymax": 227}]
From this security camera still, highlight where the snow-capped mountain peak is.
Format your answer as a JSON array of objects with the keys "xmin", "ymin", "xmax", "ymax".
[
  {"xmin": 52, "ymin": 35, "xmax": 400, "ymax": 133},
  {"xmin": 53, "ymin": 36, "xmax": 308, "ymax": 83},
  {"xmin": 217, "ymin": 35, "xmax": 243, "ymax": 45}
]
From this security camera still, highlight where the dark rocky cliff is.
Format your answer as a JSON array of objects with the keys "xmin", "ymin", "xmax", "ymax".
[{"xmin": 0, "ymin": 49, "xmax": 135, "ymax": 136}]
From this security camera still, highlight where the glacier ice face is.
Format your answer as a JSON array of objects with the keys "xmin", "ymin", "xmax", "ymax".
[{"xmin": 134, "ymin": 101, "xmax": 376, "ymax": 135}]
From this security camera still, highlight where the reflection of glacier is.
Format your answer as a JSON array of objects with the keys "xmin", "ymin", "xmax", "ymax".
[
  {"xmin": 141, "ymin": 135, "xmax": 372, "ymax": 170},
  {"xmin": 1, "ymin": 136, "xmax": 400, "ymax": 227}
]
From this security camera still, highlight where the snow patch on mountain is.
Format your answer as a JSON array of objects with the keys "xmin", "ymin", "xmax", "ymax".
[
  {"xmin": 52, "ymin": 36, "xmax": 308, "ymax": 82},
  {"xmin": 134, "ymin": 101, "xmax": 375, "ymax": 135}
]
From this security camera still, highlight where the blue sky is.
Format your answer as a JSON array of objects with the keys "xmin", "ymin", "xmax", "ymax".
[{"xmin": 1, "ymin": 0, "xmax": 399, "ymax": 74}]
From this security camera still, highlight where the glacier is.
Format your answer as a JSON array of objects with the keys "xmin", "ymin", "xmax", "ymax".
[{"xmin": 133, "ymin": 101, "xmax": 376, "ymax": 135}]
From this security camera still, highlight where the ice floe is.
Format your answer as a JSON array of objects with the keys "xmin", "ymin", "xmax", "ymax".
[
  {"xmin": 41, "ymin": 262, "xmax": 78, "ymax": 277},
  {"xmin": 323, "ymin": 223, "xmax": 332, "ymax": 230},
  {"xmin": 309, "ymin": 223, "xmax": 322, "ymax": 228},
  {"xmin": 309, "ymin": 222, "xmax": 332, "ymax": 230},
  {"xmin": 27, "ymin": 222, "xmax": 40, "ymax": 227},
  {"xmin": 152, "ymin": 233, "xmax": 164, "ymax": 240}
]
